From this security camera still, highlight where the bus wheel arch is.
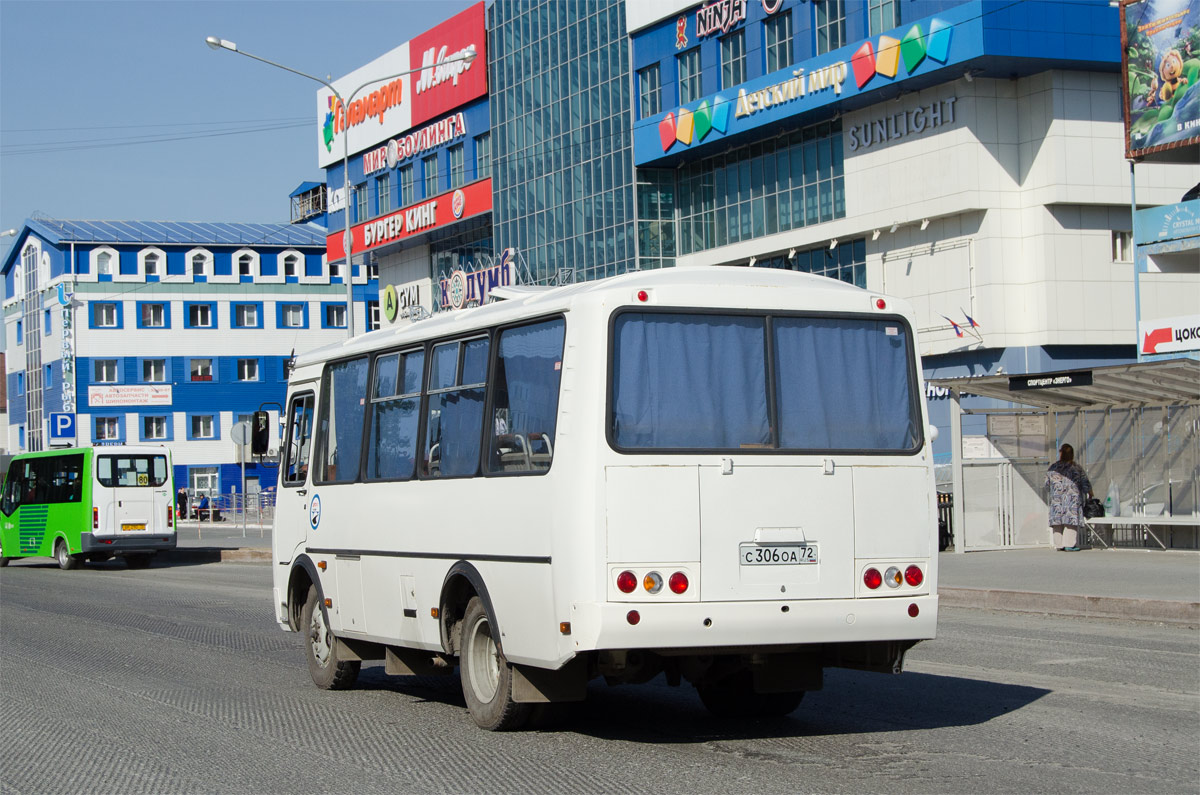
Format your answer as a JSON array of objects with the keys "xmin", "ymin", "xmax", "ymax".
[
  {"xmin": 54, "ymin": 536, "xmax": 81, "ymax": 570},
  {"xmin": 287, "ymin": 555, "xmax": 323, "ymax": 631},
  {"xmin": 438, "ymin": 561, "xmax": 501, "ymax": 657}
]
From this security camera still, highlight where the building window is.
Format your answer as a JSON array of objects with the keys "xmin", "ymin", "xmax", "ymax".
[
  {"xmin": 639, "ymin": 64, "xmax": 662, "ymax": 118},
  {"xmin": 678, "ymin": 47, "xmax": 702, "ymax": 104},
  {"xmin": 376, "ymin": 173, "xmax": 391, "ymax": 216},
  {"xmin": 144, "ymin": 252, "xmax": 161, "ymax": 276},
  {"xmin": 330, "ymin": 261, "xmax": 341, "ymax": 278},
  {"xmin": 16, "ymin": 372, "xmax": 24, "ymax": 396},
  {"xmin": 1112, "ymin": 230, "xmax": 1134, "ymax": 262},
  {"xmin": 816, "ymin": 0, "xmax": 847, "ymax": 55},
  {"xmin": 95, "ymin": 303, "xmax": 118, "ymax": 327},
  {"xmin": 191, "ymin": 253, "xmax": 207, "ymax": 276},
  {"xmin": 94, "ymin": 359, "xmax": 118, "ymax": 383},
  {"xmin": 188, "ymin": 304, "xmax": 213, "ymax": 328},
  {"xmin": 721, "ymin": 31, "xmax": 747, "ymax": 89},
  {"xmin": 238, "ymin": 254, "xmax": 253, "ymax": 276},
  {"xmin": 765, "ymin": 12, "xmax": 793, "ymax": 73},
  {"xmin": 44, "ymin": 308, "xmax": 51, "ymax": 335},
  {"xmin": 235, "ymin": 304, "xmax": 259, "ymax": 328},
  {"xmin": 95, "ymin": 417, "xmax": 120, "ymax": 441},
  {"xmin": 143, "ymin": 359, "xmax": 166, "ymax": 382},
  {"xmin": 281, "ymin": 304, "xmax": 305, "ymax": 328},
  {"xmin": 141, "ymin": 303, "xmax": 165, "ymax": 328},
  {"xmin": 449, "ymin": 144, "xmax": 465, "ymax": 189},
  {"xmin": 190, "ymin": 358, "xmax": 213, "ymax": 382},
  {"xmin": 143, "ymin": 417, "xmax": 168, "ymax": 440},
  {"xmin": 869, "ymin": 0, "xmax": 900, "ymax": 35},
  {"xmin": 423, "ymin": 154, "xmax": 439, "ymax": 197},
  {"xmin": 325, "ymin": 304, "xmax": 347, "ymax": 329},
  {"xmin": 400, "ymin": 164, "xmax": 415, "ymax": 207},
  {"xmin": 97, "ymin": 251, "xmax": 113, "ymax": 276},
  {"xmin": 237, "ymin": 358, "xmax": 259, "ymax": 382},
  {"xmin": 368, "ymin": 261, "xmax": 378, "ymax": 279},
  {"xmin": 15, "ymin": 319, "xmax": 22, "ymax": 343},
  {"xmin": 284, "ymin": 254, "xmax": 299, "ymax": 278},
  {"xmin": 475, "ymin": 134, "xmax": 491, "ymax": 181},
  {"xmin": 355, "ymin": 182, "xmax": 368, "ymax": 223},
  {"xmin": 45, "ymin": 364, "xmax": 52, "ymax": 389},
  {"xmin": 191, "ymin": 415, "xmax": 215, "ymax": 439},
  {"xmin": 368, "ymin": 300, "xmax": 380, "ymax": 331}
]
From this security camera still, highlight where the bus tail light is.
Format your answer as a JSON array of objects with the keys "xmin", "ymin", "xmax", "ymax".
[
  {"xmin": 626, "ymin": 610, "xmax": 641, "ymax": 625},
  {"xmin": 93, "ymin": 507, "xmax": 99, "ymax": 530},
  {"xmin": 908, "ymin": 603, "xmax": 920, "ymax": 618},
  {"xmin": 643, "ymin": 572, "xmax": 663, "ymax": 593},
  {"xmin": 668, "ymin": 572, "xmax": 689, "ymax": 594},
  {"xmin": 863, "ymin": 568, "xmax": 882, "ymax": 589},
  {"xmin": 905, "ymin": 565, "xmax": 924, "ymax": 587},
  {"xmin": 167, "ymin": 506, "xmax": 174, "ymax": 529},
  {"xmin": 616, "ymin": 571, "xmax": 637, "ymax": 594},
  {"xmin": 884, "ymin": 567, "xmax": 903, "ymax": 588}
]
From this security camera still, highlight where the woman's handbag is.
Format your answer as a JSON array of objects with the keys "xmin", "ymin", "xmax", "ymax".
[{"xmin": 1083, "ymin": 497, "xmax": 1105, "ymax": 519}]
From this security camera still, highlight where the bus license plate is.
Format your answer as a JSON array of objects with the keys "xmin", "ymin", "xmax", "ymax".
[
  {"xmin": 739, "ymin": 543, "xmax": 818, "ymax": 566},
  {"xmin": 121, "ymin": 523, "xmax": 146, "ymax": 532}
]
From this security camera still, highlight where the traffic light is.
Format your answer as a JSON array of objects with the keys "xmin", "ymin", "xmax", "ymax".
[{"xmin": 251, "ymin": 410, "xmax": 270, "ymax": 455}]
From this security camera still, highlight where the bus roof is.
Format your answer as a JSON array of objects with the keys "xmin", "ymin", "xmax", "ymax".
[
  {"xmin": 294, "ymin": 266, "xmax": 895, "ymax": 369},
  {"xmin": 9, "ymin": 445, "xmax": 174, "ymax": 460}
]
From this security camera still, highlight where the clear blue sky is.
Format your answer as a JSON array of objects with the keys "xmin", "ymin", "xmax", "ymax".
[{"xmin": 0, "ymin": 0, "xmax": 476, "ymax": 263}]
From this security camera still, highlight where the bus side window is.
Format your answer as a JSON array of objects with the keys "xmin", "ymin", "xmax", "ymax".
[
  {"xmin": 487, "ymin": 318, "xmax": 565, "ymax": 475},
  {"xmin": 283, "ymin": 393, "xmax": 315, "ymax": 487},
  {"xmin": 0, "ymin": 462, "xmax": 23, "ymax": 515},
  {"xmin": 314, "ymin": 357, "xmax": 369, "ymax": 484}
]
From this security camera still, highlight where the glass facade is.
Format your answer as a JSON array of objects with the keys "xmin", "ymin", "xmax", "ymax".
[
  {"xmin": 668, "ymin": 119, "xmax": 845, "ymax": 256},
  {"xmin": 488, "ymin": 0, "xmax": 636, "ymax": 283},
  {"xmin": 638, "ymin": 64, "xmax": 661, "ymax": 119},
  {"xmin": 758, "ymin": 239, "xmax": 866, "ymax": 289},
  {"xmin": 475, "ymin": 133, "xmax": 491, "ymax": 181}
]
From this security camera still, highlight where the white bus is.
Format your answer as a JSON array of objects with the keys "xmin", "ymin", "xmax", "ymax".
[{"xmin": 272, "ymin": 267, "xmax": 937, "ymax": 729}]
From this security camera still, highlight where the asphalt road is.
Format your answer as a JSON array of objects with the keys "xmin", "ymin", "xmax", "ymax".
[{"xmin": 0, "ymin": 560, "xmax": 1196, "ymax": 794}]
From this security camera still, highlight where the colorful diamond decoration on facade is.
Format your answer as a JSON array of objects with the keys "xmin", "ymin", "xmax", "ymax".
[
  {"xmin": 693, "ymin": 100, "xmax": 712, "ymax": 141},
  {"xmin": 926, "ymin": 18, "xmax": 952, "ymax": 63},
  {"xmin": 900, "ymin": 25, "xmax": 927, "ymax": 73},
  {"xmin": 851, "ymin": 40, "xmax": 876, "ymax": 88},
  {"xmin": 876, "ymin": 35, "xmax": 901, "ymax": 78},
  {"xmin": 711, "ymin": 94, "xmax": 731, "ymax": 133},
  {"xmin": 676, "ymin": 107, "xmax": 695, "ymax": 145},
  {"xmin": 659, "ymin": 112, "xmax": 677, "ymax": 151}
]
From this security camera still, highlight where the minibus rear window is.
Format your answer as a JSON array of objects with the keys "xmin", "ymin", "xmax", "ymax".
[{"xmin": 98, "ymin": 455, "xmax": 169, "ymax": 488}]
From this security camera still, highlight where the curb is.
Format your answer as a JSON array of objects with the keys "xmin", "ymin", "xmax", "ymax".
[
  {"xmin": 939, "ymin": 586, "xmax": 1200, "ymax": 626},
  {"xmin": 164, "ymin": 547, "xmax": 273, "ymax": 564}
]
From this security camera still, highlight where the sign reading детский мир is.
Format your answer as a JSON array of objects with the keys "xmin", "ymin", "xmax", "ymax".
[{"xmin": 633, "ymin": 3, "xmax": 983, "ymax": 166}]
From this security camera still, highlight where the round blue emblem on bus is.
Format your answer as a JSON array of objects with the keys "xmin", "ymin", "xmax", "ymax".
[{"xmin": 309, "ymin": 494, "xmax": 322, "ymax": 530}]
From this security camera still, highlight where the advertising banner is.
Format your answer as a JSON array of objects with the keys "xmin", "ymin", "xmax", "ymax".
[
  {"xmin": 1140, "ymin": 313, "xmax": 1200, "ymax": 355},
  {"xmin": 316, "ymin": 2, "xmax": 486, "ymax": 168},
  {"xmin": 88, "ymin": 385, "xmax": 173, "ymax": 407},
  {"xmin": 1120, "ymin": 0, "xmax": 1200, "ymax": 160}
]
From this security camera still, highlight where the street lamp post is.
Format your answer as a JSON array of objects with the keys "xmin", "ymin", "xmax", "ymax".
[{"xmin": 205, "ymin": 36, "xmax": 475, "ymax": 339}]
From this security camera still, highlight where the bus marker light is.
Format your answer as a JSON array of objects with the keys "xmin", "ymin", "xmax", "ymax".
[
  {"xmin": 905, "ymin": 565, "xmax": 923, "ymax": 587},
  {"xmin": 324, "ymin": 598, "xmax": 332, "ymax": 608},
  {"xmin": 559, "ymin": 622, "xmax": 571, "ymax": 635},
  {"xmin": 626, "ymin": 610, "xmax": 640, "ymax": 625},
  {"xmin": 884, "ymin": 566, "xmax": 902, "ymax": 588},
  {"xmin": 875, "ymin": 297, "xmax": 887, "ymax": 310},
  {"xmin": 636, "ymin": 290, "xmax": 650, "ymax": 303},
  {"xmin": 908, "ymin": 603, "xmax": 919, "ymax": 618},
  {"xmin": 643, "ymin": 571, "xmax": 663, "ymax": 593},
  {"xmin": 317, "ymin": 560, "xmax": 327, "ymax": 571},
  {"xmin": 93, "ymin": 507, "xmax": 99, "ymax": 530},
  {"xmin": 617, "ymin": 571, "xmax": 637, "ymax": 593},
  {"xmin": 669, "ymin": 572, "xmax": 689, "ymax": 594},
  {"xmin": 430, "ymin": 608, "xmax": 439, "ymax": 619},
  {"xmin": 864, "ymin": 568, "xmax": 883, "ymax": 589}
]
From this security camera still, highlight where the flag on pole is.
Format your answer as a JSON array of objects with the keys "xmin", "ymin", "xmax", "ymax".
[
  {"xmin": 941, "ymin": 315, "xmax": 964, "ymax": 338},
  {"xmin": 962, "ymin": 310, "xmax": 980, "ymax": 330}
]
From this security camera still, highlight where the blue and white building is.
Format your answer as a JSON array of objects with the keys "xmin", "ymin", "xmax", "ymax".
[{"xmin": 1, "ymin": 215, "xmax": 358, "ymax": 496}]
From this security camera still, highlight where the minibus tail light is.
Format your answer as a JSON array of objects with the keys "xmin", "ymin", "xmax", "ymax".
[
  {"xmin": 92, "ymin": 507, "xmax": 99, "ymax": 530},
  {"xmin": 167, "ymin": 506, "xmax": 174, "ymax": 529},
  {"xmin": 669, "ymin": 572, "xmax": 689, "ymax": 594},
  {"xmin": 905, "ymin": 565, "xmax": 924, "ymax": 587},
  {"xmin": 643, "ymin": 572, "xmax": 663, "ymax": 594},
  {"xmin": 884, "ymin": 566, "xmax": 903, "ymax": 588},
  {"xmin": 616, "ymin": 571, "xmax": 637, "ymax": 594},
  {"xmin": 864, "ymin": 568, "xmax": 882, "ymax": 589}
]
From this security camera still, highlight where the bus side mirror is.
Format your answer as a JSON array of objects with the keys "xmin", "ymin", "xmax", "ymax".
[{"xmin": 252, "ymin": 411, "xmax": 271, "ymax": 456}]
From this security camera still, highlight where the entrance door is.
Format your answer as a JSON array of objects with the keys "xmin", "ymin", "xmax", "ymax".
[{"xmin": 190, "ymin": 467, "xmax": 219, "ymax": 497}]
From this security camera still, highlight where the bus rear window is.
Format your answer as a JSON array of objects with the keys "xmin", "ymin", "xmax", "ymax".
[
  {"xmin": 610, "ymin": 311, "xmax": 920, "ymax": 452},
  {"xmin": 98, "ymin": 455, "xmax": 169, "ymax": 488}
]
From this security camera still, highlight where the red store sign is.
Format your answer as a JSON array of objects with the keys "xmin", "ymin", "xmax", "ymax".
[{"xmin": 326, "ymin": 178, "xmax": 492, "ymax": 259}]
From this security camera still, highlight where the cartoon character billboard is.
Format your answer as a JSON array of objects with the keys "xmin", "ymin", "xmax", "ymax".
[{"xmin": 1121, "ymin": 0, "xmax": 1200, "ymax": 159}]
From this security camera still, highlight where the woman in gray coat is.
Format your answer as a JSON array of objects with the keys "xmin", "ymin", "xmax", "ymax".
[{"xmin": 1045, "ymin": 443, "xmax": 1093, "ymax": 551}]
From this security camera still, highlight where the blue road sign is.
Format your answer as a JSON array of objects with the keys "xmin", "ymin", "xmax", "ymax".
[{"xmin": 49, "ymin": 412, "xmax": 76, "ymax": 443}]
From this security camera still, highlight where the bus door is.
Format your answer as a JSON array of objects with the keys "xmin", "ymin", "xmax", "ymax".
[
  {"xmin": 278, "ymin": 389, "xmax": 317, "ymax": 553},
  {"xmin": 95, "ymin": 453, "xmax": 171, "ymax": 536}
]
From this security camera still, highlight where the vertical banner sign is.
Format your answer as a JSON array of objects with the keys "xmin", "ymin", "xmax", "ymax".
[
  {"xmin": 1120, "ymin": 0, "xmax": 1200, "ymax": 160},
  {"xmin": 60, "ymin": 293, "xmax": 75, "ymax": 413}
]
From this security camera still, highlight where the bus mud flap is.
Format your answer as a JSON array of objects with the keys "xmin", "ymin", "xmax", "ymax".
[{"xmin": 512, "ymin": 657, "xmax": 588, "ymax": 703}]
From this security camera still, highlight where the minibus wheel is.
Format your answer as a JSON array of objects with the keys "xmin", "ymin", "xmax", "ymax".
[
  {"xmin": 0, "ymin": 541, "xmax": 9, "ymax": 567},
  {"xmin": 54, "ymin": 538, "xmax": 80, "ymax": 571},
  {"xmin": 301, "ymin": 585, "xmax": 359, "ymax": 690},
  {"xmin": 459, "ymin": 596, "xmax": 530, "ymax": 731}
]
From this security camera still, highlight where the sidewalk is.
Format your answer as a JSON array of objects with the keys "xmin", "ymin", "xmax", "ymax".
[{"xmin": 162, "ymin": 524, "xmax": 1200, "ymax": 626}]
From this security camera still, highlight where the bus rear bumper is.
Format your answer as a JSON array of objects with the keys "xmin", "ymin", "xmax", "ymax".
[
  {"xmin": 571, "ymin": 594, "xmax": 938, "ymax": 652},
  {"xmin": 81, "ymin": 532, "xmax": 177, "ymax": 554}
]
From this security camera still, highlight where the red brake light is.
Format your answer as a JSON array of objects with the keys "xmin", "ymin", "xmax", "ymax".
[
  {"xmin": 627, "ymin": 610, "xmax": 641, "ymax": 625},
  {"xmin": 92, "ymin": 507, "xmax": 99, "ymax": 530},
  {"xmin": 636, "ymin": 290, "xmax": 649, "ymax": 302},
  {"xmin": 668, "ymin": 572, "xmax": 689, "ymax": 594},
  {"xmin": 616, "ymin": 571, "xmax": 637, "ymax": 593},
  {"xmin": 908, "ymin": 603, "xmax": 920, "ymax": 618},
  {"xmin": 167, "ymin": 506, "xmax": 174, "ymax": 528},
  {"xmin": 905, "ymin": 565, "xmax": 924, "ymax": 587},
  {"xmin": 875, "ymin": 297, "xmax": 887, "ymax": 310},
  {"xmin": 864, "ymin": 568, "xmax": 883, "ymax": 589}
]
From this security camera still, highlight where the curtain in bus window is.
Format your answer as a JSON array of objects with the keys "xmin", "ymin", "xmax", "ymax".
[
  {"xmin": 773, "ymin": 317, "xmax": 918, "ymax": 450},
  {"xmin": 367, "ymin": 350, "xmax": 424, "ymax": 480},
  {"xmin": 612, "ymin": 313, "xmax": 769, "ymax": 449},
  {"xmin": 425, "ymin": 339, "xmax": 488, "ymax": 478},
  {"xmin": 488, "ymin": 319, "xmax": 566, "ymax": 473},
  {"xmin": 318, "ymin": 358, "xmax": 369, "ymax": 483}
]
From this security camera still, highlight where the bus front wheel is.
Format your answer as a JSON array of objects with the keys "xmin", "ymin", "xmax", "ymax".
[
  {"xmin": 0, "ymin": 541, "xmax": 10, "ymax": 567},
  {"xmin": 301, "ymin": 585, "xmax": 359, "ymax": 690},
  {"xmin": 55, "ymin": 539, "xmax": 81, "ymax": 571},
  {"xmin": 459, "ymin": 596, "xmax": 530, "ymax": 731}
]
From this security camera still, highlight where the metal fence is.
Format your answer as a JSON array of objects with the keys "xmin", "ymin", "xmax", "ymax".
[{"xmin": 180, "ymin": 490, "xmax": 275, "ymax": 528}]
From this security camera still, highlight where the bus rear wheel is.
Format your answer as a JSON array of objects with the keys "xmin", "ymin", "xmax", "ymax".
[
  {"xmin": 696, "ymin": 670, "xmax": 804, "ymax": 719},
  {"xmin": 301, "ymin": 585, "xmax": 359, "ymax": 690},
  {"xmin": 459, "ymin": 596, "xmax": 530, "ymax": 731},
  {"xmin": 55, "ymin": 538, "xmax": 81, "ymax": 571}
]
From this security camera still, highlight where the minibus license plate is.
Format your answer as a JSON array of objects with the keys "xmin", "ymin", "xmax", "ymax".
[
  {"xmin": 121, "ymin": 523, "xmax": 146, "ymax": 532},
  {"xmin": 739, "ymin": 543, "xmax": 817, "ymax": 565}
]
